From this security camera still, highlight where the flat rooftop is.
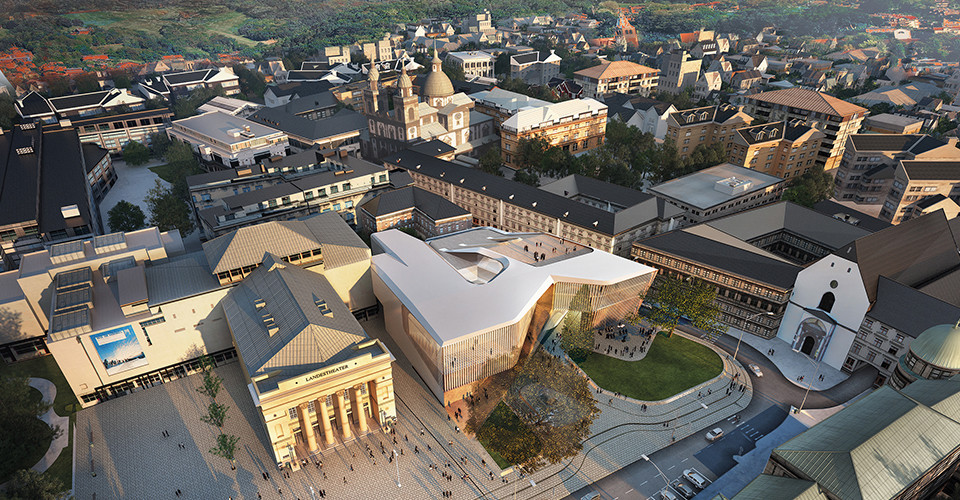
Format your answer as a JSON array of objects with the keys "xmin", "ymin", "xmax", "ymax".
[
  {"xmin": 171, "ymin": 111, "xmax": 285, "ymax": 146},
  {"xmin": 373, "ymin": 227, "xmax": 655, "ymax": 345},
  {"xmin": 649, "ymin": 163, "xmax": 785, "ymax": 210}
]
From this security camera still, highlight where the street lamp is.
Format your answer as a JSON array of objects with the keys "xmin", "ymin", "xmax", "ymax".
[
  {"xmin": 792, "ymin": 349, "xmax": 823, "ymax": 414},
  {"xmin": 393, "ymin": 449, "xmax": 401, "ymax": 488},
  {"xmin": 641, "ymin": 454, "xmax": 670, "ymax": 492},
  {"xmin": 733, "ymin": 311, "xmax": 775, "ymax": 361}
]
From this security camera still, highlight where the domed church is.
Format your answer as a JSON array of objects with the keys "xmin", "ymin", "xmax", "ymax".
[
  {"xmin": 891, "ymin": 320, "xmax": 960, "ymax": 388},
  {"xmin": 360, "ymin": 53, "xmax": 484, "ymax": 160}
]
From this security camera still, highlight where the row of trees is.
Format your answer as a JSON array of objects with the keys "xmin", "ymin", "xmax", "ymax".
[
  {"xmin": 509, "ymin": 120, "xmax": 729, "ymax": 189},
  {"xmin": 196, "ymin": 356, "xmax": 241, "ymax": 469},
  {"xmin": 0, "ymin": 375, "xmax": 64, "ymax": 500}
]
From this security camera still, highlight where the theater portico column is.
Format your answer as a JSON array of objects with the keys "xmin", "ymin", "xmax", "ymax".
[
  {"xmin": 335, "ymin": 390, "xmax": 352, "ymax": 439},
  {"xmin": 299, "ymin": 403, "xmax": 318, "ymax": 452},
  {"xmin": 351, "ymin": 385, "xmax": 368, "ymax": 433},
  {"xmin": 318, "ymin": 396, "xmax": 334, "ymax": 445}
]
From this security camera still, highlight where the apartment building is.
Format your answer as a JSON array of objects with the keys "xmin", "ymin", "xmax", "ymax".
[
  {"xmin": 833, "ymin": 134, "xmax": 960, "ymax": 205},
  {"xmin": 469, "ymin": 88, "xmax": 552, "ymax": 128},
  {"xmin": 0, "ymin": 124, "xmax": 102, "ymax": 270},
  {"xmin": 742, "ymin": 88, "xmax": 868, "ymax": 171},
  {"xmin": 136, "ymin": 67, "xmax": 241, "ymax": 100},
  {"xmin": 388, "ymin": 150, "xmax": 683, "ymax": 256},
  {"xmin": 657, "ymin": 51, "xmax": 701, "ymax": 95},
  {"xmin": 510, "ymin": 50, "xmax": 562, "ymax": 86},
  {"xmin": 358, "ymin": 186, "xmax": 472, "ymax": 239},
  {"xmin": 881, "ymin": 160, "xmax": 960, "ymax": 223},
  {"xmin": 648, "ymin": 163, "xmax": 786, "ymax": 225},
  {"xmin": 15, "ymin": 88, "xmax": 146, "ymax": 123},
  {"xmin": 188, "ymin": 150, "xmax": 391, "ymax": 238},
  {"xmin": 249, "ymin": 107, "xmax": 366, "ymax": 154},
  {"xmin": 633, "ymin": 201, "xmax": 873, "ymax": 338},
  {"xmin": 500, "ymin": 98, "xmax": 607, "ymax": 168},
  {"xmin": 573, "ymin": 60, "xmax": 659, "ymax": 99},
  {"xmin": 68, "ymin": 108, "xmax": 174, "ymax": 154},
  {"xmin": 665, "ymin": 104, "xmax": 754, "ymax": 160},
  {"xmin": 445, "ymin": 51, "xmax": 496, "ymax": 79},
  {"xmin": 863, "ymin": 113, "xmax": 924, "ymax": 134},
  {"xmin": 82, "ymin": 143, "xmax": 115, "ymax": 203},
  {"xmin": 168, "ymin": 111, "xmax": 290, "ymax": 168},
  {"xmin": 727, "ymin": 120, "xmax": 825, "ymax": 179}
]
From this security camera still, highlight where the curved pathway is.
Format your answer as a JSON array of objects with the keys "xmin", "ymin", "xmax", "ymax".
[{"xmin": 28, "ymin": 378, "xmax": 69, "ymax": 473}]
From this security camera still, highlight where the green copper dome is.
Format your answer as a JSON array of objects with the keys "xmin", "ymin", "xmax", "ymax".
[{"xmin": 911, "ymin": 321, "xmax": 960, "ymax": 370}]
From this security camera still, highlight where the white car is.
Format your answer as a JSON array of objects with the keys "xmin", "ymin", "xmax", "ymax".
[
  {"xmin": 705, "ymin": 427, "xmax": 724, "ymax": 442},
  {"xmin": 749, "ymin": 363, "xmax": 763, "ymax": 377},
  {"xmin": 683, "ymin": 469, "xmax": 709, "ymax": 489},
  {"xmin": 580, "ymin": 493, "xmax": 600, "ymax": 500}
]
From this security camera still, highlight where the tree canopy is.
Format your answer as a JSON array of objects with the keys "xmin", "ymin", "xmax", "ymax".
[
  {"xmin": 145, "ymin": 180, "xmax": 195, "ymax": 237},
  {"xmin": 107, "ymin": 200, "xmax": 146, "ymax": 233},
  {"xmin": 122, "ymin": 140, "xmax": 151, "ymax": 166},
  {"xmin": 0, "ymin": 376, "xmax": 60, "ymax": 483},
  {"xmin": 782, "ymin": 165, "xmax": 833, "ymax": 207},
  {"xmin": 639, "ymin": 275, "xmax": 725, "ymax": 337},
  {"xmin": 0, "ymin": 469, "xmax": 63, "ymax": 500}
]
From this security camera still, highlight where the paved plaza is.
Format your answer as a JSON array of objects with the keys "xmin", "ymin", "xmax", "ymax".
[
  {"xmin": 725, "ymin": 328, "xmax": 847, "ymax": 391},
  {"xmin": 74, "ymin": 316, "xmax": 751, "ymax": 500},
  {"xmin": 98, "ymin": 159, "xmax": 168, "ymax": 233}
]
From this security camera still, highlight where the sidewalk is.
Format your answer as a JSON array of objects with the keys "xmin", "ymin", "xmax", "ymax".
[
  {"xmin": 28, "ymin": 377, "xmax": 69, "ymax": 473},
  {"xmin": 725, "ymin": 328, "xmax": 847, "ymax": 391}
]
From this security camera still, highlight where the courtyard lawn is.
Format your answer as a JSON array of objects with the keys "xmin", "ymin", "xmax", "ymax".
[
  {"xmin": 476, "ymin": 402, "xmax": 541, "ymax": 469},
  {"xmin": 578, "ymin": 334, "xmax": 723, "ymax": 401},
  {"xmin": 149, "ymin": 163, "xmax": 203, "ymax": 185}
]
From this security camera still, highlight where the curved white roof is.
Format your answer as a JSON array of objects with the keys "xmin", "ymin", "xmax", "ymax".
[{"xmin": 371, "ymin": 228, "xmax": 655, "ymax": 345}]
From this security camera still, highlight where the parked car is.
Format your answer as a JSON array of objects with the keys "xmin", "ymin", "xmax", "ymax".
[
  {"xmin": 684, "ymin": 469, "xmax": 709, "ymax": 489},
  {"xmin": 660, "ymin": 488, "xmax": 678, "ymax": 500},
  {"xmin": 706, "ymin": 427, "xmax": 724, "ymax": 442},
  {"xmin": 671, "ymin": 480, "xmax": 695, "ymax": 499},
  {"xmin": 580, "ymin": 493, "xmax": 600, "ymax": 500},
  {"xmin": 749, "ymin": 363, "xmax": 763, "ymax": 377}
]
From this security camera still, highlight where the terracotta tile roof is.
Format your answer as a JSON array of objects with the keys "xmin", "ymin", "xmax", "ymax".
[
  {"xmin": 747, "ymin": 87, "xmax": 867, "ymax": 117},
  {"xmin": 574, "ymin": 60, "xmax": 658, "ymax": 80}
]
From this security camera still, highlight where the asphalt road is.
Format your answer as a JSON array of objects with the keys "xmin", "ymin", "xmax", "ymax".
[{"xmin": 567, "ymin": 327, "xmax": 877, "ymax": 500}]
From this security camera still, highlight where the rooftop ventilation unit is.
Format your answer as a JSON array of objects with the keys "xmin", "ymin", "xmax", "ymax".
[{"xmin": 60, "ymin": 205, "xmax": 81, "ymax": 219}]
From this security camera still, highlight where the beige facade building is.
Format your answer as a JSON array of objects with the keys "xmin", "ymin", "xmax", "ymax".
[
  {"xmin": 2, "ymin": 212, "xmax": 392, "ymax": 467},
  {"xmin": 573, "ymin": 60, "xmax": 659, "ymax": 99},
  {"xmin": 881, "ymin": 160, "xmax": 960, "ymax": 223},
  {"xmin": 742, "ymin": 88, "xmax": 868, "ymax": 171},
  {"xmin": 834, "ymin": 134, "xmax": 960, "ymax": 206},
  {"xmin": 358, "ymin": 186, "xmax": 472, "ymax": 239},
  {"xmin": 727, "ymin": 120, "xmax": 825, "ymax": 179},
  {"xmin": 657, "ymin": 51, "xmax": 701, "ymax": 95},
  {"xmin": 665, "ymin": 104, "xmax": 754, "ymax": 160},
  {"xmin": 510, "ymin": 50, "xmax": 562, "ymax": 86},
  {"xmin": 500, "ymin": 98, "xmax": 607, "ymax": 168},
  {"xmin": 445, "ymin": 51, "xmax": 496, "ymax": 79},
  {"xmin": 168, "ymin": 111, "xmax": 290, "ymax": 168}
]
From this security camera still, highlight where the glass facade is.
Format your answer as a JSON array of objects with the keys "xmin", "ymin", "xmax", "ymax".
[
  {"xmin": 440, "ymin": 306, "xmax": 535, "ymax": 391},
  {"xmin": 552, "ymin": 274, "xmax": 653, "ymax": 328}
]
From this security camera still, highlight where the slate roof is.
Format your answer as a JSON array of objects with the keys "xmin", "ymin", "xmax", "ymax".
[
  {"xmin": 360, "ymin": 186, "xmax": 470, "ymax": 221},
  {"xmin": 900, "ymin": 160, "xmax": 960, "ymax": 181},
  {"xmin": 669, "ymin": 104, "xmax": 748, "ymax": 127},
  {"xmin": 282, "ymin": 92, "xmax": 339, "ymax": 115},
  {"xmin": 15, "ymin": 91, "xmax": 54, "ymax": 117},
  {"xmin": 511, "ymin": 51, "xmax": 542, "ymax": 65},
  {"xmin": 221, "ymin": 253, "xmax": 378, "ymax": 382},
  {"xmin": 732, "ymin": 475, "xmax": 824, "ymax": 500},
  {"xmin": 849, "ymin": 134, "xmax": 947, "ymax": 154},
  {"xmin": 0, "ymin": 126, "xmax": 42, "ymax": 226},
  {"xmin": 49, "ymin": 90, "xmax": 110, "ymax": 111},
  {"xmin": 636, "ymin": 225, "xmax": 802, "ymax": 289},
  {"xmin": 834, "ymin": 210, "xmax": 960, "ymax": 302},
  {"xmin": 868, "ymin": 276, "xmax": 960, "ymax": 337},
  {"xmin": 201, "ymin": 212, "xmax": 369, "ymax": 274},
  {"xmin": 144, "ymin": 251, "xmax": 222, "ymax": 306},
  {"xmin": 746, "ymin": 87, "xmax": 866, "ymax": 117},
  {"xmin": 249, "ymin": 107, "xmax": 366, "ymax": 142},
  {"xmin": 164, "ymin": 69, "xmax": 214, "ymax": 86},
  {"xmin": 388, "ymin": 150, "xmax": 673, "ymax": 236},
  {"xmin": 707, "ymin": 201, "xmax": 871, "ymax": 251},
  {"xmin": 810, "ymin": 199, "xmax": 890, "ymax": 233},
  {"xmin": 772, "ymin": 379, "xmax": 960, "ymax": 500},
  {"xmin": 735, "ymin": 120, "xmax": 820, "ymax": 145},
  {"xmin": 81, "ymin": 143, "xmax": 109, "ymax": 174},
  {"xmin": 265, "ymin": 81, "xmax": 335, "ymax": 99}
]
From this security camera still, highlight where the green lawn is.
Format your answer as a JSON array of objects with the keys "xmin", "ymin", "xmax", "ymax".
[
  {"xmin": 0, "ymin": 355, "xmax": 79, "ymax": 487},
  {"xmin": 578, "ymin": 334, "xmax": 723, "ymax": 401},
  {"xmin": 476, "ymin": 402, "xmax": 541, "ymax": 469}
]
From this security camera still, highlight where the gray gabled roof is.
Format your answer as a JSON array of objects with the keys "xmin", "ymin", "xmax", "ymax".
[
  {"xmin": 868, "ymin": 277, "xmax": 960, "ymax": 338},
  {"xmin": 732, "ymin": 475, "xmax": 825, "ymax": 500},
  {"xmin": 249, "ymin": 107, "xmax": 366, "ymax": 142},
  {"xmin": 201, "ymin": 212, "xmax": 369, "ymax": 274},
  {"xmin": 221, "ymin": 253, "xmax": 377, "ymax": 381},
  {"xmin": 360, "ymin": 186, "xmax": 469, "ymax": 221},
  {"xmin": 706, "ymin": 201, "xmax": 872, "ymax": 251},
  {"xmin": 773, "ymin": 379, "xmax": 960, "ymax": 500},
  {"xmin": 144, "ymin": 251, "xmax": 223, "ymax": 306}
]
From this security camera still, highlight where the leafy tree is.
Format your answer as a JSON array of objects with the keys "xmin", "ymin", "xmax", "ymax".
[
  {"xmin": 149, "ymin": 132, "xmax": 172, "ymax": 158},
  {"xmin": 1, "ymin": 469, "xmax": 63, "ymax": 500},
  {"xmin": 782, "ymin": 165, "xmax": 833, "ymax": 207},
  {"xmin": 560, "ymin": 311, "xmax": 593, "ymax": 362},
  {"xmin": 639, "ymin": 276, "xmax": 725, "ymax": 337},
  {"xmin": 201, "ymin": 401, "xmax": 230, "ymax": 428},
  {"xmin": 196, "ymin": 356, "xmax": 223, "ymax": 399},
  {"xmin": 514, "ymin": 136, "xmax": 551, "ymax": 172},
  {"xmin": 209, "ymin": 433, "xmax": 240, "ymax": 470},
  {"xmin": 232, "ymin": 64, "xmax": 267, "ymax": 99},
  {"xmin": 474, "ymin": 402, "xmax": 541, "ymax": 466},
  {"xmin": 172, "ymin": 86, "xmax": 225, "ymax": 119},
  {"xmin": 442, "ymin": 62, "xmax": 465, "ymax": 82},
  {"xmin": 107, "ymin": 200, "xmax": 146, "ymax": 233},
  {"xmin": 0, "ymin": 376, "xmax": 59, "ymax": 482},
  {"xmin": 122, "ymin": 140, "xmax": 151, "ymax": 165},
  {"xmin": 74, "ymin": 73, "xmax": 101, "ymax": 93},
  {"xmin": 0, "ymin": 94, "xmax": 17, "ymax": 130},
  {"xmin": 494, "ymin": 53, "xmax": 511, "ymax": 77},
  {"xmin": 145, "ymin": 180, "xmax": 195, "ymax": 237},
  {"xmin": 478, "ymin": 146, "xmax": 504, "ymax": 176},
  {"xmin": 163, "ymin": 139, "xmax": 204, "ymax": 200},
  {"xmin": 513, "ymin": 168, "xmax": 540, "ymax": 186}
]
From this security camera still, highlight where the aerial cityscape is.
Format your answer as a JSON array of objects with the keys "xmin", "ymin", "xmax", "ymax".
[{"xmin": 3, "ymin": 0, "xmax": 960, "ymax": 498}]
